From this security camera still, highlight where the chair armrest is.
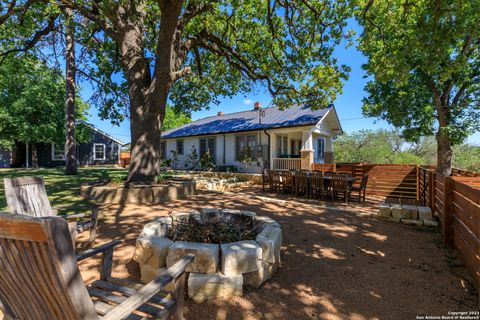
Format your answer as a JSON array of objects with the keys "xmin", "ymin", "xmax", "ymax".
[
  {"xmin": 101, "ymin": 254, "xmax": 195, "ymax": 320},
  {"xmin": 76, "ymin": 240, "xmax": 122, "ymax": 262},
  {"xmin": 65, "ymin": 213, "xmax": 87, "ymax": 220}
]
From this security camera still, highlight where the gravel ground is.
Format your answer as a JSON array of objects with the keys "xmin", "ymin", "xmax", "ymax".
[{"xmin": 74, "ymin": 186, "xmax": 478, "ymax": 320}]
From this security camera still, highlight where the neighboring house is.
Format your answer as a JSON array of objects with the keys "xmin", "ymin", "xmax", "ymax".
[
  {"xmin": 0, "ymin": 122, "xmax": 123, "ymax": 168},
  {"xmin": 159, "ymin": 103, "xmax": 342, "ymax": 173}
]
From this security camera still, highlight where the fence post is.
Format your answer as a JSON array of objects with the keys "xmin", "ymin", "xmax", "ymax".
[
  {"xmin": 443, "ymin": 176, "xmax": 454, "ymax": 247},
  {"xmin": 416, "ymin": 165, "xmax": 420, "ymax": 201},
  {"xmin": 428, "ymin": 171, "xmax": 434, "ymax": 209}
]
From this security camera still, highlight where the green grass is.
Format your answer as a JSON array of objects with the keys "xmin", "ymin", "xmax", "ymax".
[{"xmin": 0, "ymin": 167, "xmax": 128, "ymax": 214}]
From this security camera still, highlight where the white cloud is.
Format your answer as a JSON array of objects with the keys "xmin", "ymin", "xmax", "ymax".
[{"xmin": 243, "ymin": 99, "xmax": 252, "ymax": 105}]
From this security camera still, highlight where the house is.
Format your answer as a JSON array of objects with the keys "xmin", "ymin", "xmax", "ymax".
[
  {"xmin": 159, "ymin": 103, "xmax": 342, "ymax": 173},
  {"xmin": 0, "ymin": 122, "xmax": 123, "ymax": 168}
]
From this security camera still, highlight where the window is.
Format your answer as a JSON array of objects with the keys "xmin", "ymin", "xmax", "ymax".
[
  {"xmin": 236, "ymin": 134, "xmax": 257, "ymax": 161},
  {"xmin": 199, "ymin": 137, "xmax": 216, "ymax": 162},
  {"xmin": 176, "ymin": 140, "xmax": 184, "ymax": 155},
  {"xmin": 51, "ymin": 143, "xmax": 65, "ymax": 161},
  {"xmin": 290, "ymin": 139, "xmax": 302, "ymax": 156},
  {"xmin": 318, "ymin": 138, "xmax": 325, "ymax": 160},
  {"xmin": 160, "ymin": 141, "xmax": 166, "ymax": 159},
  {"xmin": 276, "ymin": 135, "xmax": 288, "ymax": 157},
  {"xmin": 93, "ymin": 143, "xmax": 106, "ymax": 160}
]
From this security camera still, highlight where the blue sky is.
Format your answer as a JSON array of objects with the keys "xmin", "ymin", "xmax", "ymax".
[{"xmin": 82, "ymin": 24, "xmax": 480, "ymax": 145}]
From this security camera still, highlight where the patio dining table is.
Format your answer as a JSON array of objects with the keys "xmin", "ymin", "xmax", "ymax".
[{"xmin": 321, "ymin": 175, "xmax": 358, "ymax": 185}]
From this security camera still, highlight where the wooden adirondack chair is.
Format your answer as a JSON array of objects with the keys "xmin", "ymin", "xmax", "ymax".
[
  {"xmin": 4, "ymin": 176, "xmax": 98, "ymax": 245},
  {"xmin": 0, "ymin": 212, "xmax": 194, "ymax": 320}
]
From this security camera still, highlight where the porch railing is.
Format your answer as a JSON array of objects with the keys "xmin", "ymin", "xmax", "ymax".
[{"xmin": 273, "ymin": 158, "xmax": 301, "ymax": 170}]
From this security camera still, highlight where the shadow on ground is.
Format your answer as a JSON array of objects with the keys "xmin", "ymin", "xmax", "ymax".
[{"xmin": 75, "ymin": 186, "xmax": 478, "ymax": 320}]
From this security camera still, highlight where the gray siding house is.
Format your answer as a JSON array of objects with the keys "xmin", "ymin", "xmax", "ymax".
[{"xmin": 0, "ymin": 123, "xmax": 123, "ymax": 168}]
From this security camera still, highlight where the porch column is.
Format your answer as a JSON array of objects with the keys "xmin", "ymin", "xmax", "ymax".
[{"xmin": 300, "ymin": 130, "xmax": 314, "ymax": 170}]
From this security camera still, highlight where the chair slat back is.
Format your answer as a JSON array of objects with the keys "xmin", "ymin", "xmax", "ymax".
[
  {"xmin": 4, "ymin": 177, "xmax": 54, "ymax": 217},
  {"xmin": 310, "ymin": 172, "xmax": 323, "ymax": 190},
  {"xmin": 360, "ymin": 174, "xmax": 369, "ymax": 190},
  {"xmin": 0, "ymin": 213, "xmax": 98, "ymax": 320},
  {"xmin": 295, "ymin": 171, "xmax": 308, "ymax": 187},
  {"xmin": 332, "ymin": 174, "xmax": 348, "ymax": 191}
]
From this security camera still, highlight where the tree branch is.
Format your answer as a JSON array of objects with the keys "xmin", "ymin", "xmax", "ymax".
[{"xmin": 0, "ymin": 14, "xmax": 58, "ymax": 63}]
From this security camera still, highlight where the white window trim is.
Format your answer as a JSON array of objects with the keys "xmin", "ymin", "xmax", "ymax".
[
  {"xmin": 176, "ymin": 139, "xmax": 184, "ymax": 155},
  {"xmin": 51, "ymin": 142, "xmax": 65, "ymax": 161},
  {"xmin": 93, "ymin": 143, "xmax": 106, "ymax": 160}
]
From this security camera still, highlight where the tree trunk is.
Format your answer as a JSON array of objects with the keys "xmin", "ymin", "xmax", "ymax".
[
  {"xmin": 64, "ymin": 7, "xmax": 77, "ymax": 175},
  {"xmin": 435, "ymin": 102, "xmax": 453, "ymax": 176},
  {"xmin": 31, "ymin": 144, "xmax": 38, "ymax": 168},
  {"xmin": 436, "ymin": 128, "xmax": 453, "ymax": 176}
]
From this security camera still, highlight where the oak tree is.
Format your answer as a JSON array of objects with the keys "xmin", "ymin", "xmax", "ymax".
[
  {"xmin": 357, "ymin": 0, "xmax": 480, "ymax": 175},
  {"xmin": 2, "ymin": 0, "xmax": 353, "ymax": 182}
]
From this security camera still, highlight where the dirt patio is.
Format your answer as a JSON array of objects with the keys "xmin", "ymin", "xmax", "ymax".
[{"xmin": 77, "ymin": 186, "xmax": 478, "ymax": 320}]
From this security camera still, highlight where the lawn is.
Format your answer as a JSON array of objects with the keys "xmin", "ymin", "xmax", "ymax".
[{"xmin": 0, "ymin": 167, "xmax": 127, "ymax": 214}]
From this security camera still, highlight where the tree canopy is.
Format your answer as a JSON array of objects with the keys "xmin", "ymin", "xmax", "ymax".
[
  {"xmin": 162, "ymin": 105, "xmax": 191, "ymax": 131},
  {"xmin": 356, "ymin": 0, "xmax": 480, "ymax": 175},
  {"xmin": 0, "ymin": 55, "xmax": 89, "ymax": 148},
  {"xmin": 0, "ymin": 0, "xmax": 356, "ymax": 182}
]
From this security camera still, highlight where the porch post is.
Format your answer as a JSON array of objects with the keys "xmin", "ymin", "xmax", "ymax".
[{"xmin": 300, "ymin": 130, "xmax": 314, "ymax": 170}]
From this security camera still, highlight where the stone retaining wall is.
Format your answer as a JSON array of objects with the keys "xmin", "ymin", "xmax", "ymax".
[
  {"xmin": 80, "ymin": 179, "xmax": 196, "ymax": 204},
  {"xmin": 376, "ymin": 204, "xmax": 438, "ymax": 227},
  {"xmin": 133, "ymin": 209, "xmax": 282, "ymax": 302}
]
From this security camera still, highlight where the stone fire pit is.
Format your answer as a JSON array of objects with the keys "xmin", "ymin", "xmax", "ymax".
[{"xmin": 133, "ymin": 209, "xmax": 282, "ymax": 302}]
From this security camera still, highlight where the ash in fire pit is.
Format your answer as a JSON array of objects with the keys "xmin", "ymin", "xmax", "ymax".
[
  {"xmin": 167, "ymin": 211, "xmax": 262, "ymax": 244},
  {"xmin": 133, "ymin": 208, "xmax": 282, "ymax": 302}
]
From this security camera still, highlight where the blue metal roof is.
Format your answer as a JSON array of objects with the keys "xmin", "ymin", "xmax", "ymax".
[{"xmin": 161, "ymin": 104, "xmax": 332, "ymax": 139}]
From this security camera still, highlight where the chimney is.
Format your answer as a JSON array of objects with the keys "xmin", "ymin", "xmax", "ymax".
[
  {"xmin": 254, "ymin": 102, "xmax": 261, "ymax": 110},
  {"xmin": 217, "ymin": 111, "xmax": 224, "ymax": 116}
]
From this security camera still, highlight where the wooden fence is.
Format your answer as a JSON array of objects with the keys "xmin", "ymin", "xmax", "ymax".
[
  {"xmin": 313, "ymin": 163, "xmax": 418, "ymax": 200},
  {"xmin": 418, "ymin": 166, "xmax": 480, "ymax": 291}
]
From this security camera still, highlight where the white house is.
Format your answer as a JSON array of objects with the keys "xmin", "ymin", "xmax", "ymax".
[{"xmin": 160, "ymin": 103, "xmax": 342, "ymax": 173}]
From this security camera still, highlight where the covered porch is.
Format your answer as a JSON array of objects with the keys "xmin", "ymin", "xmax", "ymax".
[{"xmin": 269, "ymin": 126, "xmax": 334, "ymax": 170}]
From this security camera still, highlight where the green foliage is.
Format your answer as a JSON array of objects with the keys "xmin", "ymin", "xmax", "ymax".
[
  {"xmin": 356, "ymin": 0, "xmax": 480, "ymax": 145},
  {"xmin": 453, "ymin": 144, "xmax": 480, "ymax": 172},
  {"xmin": 185, "ymin": 145, "xmax": 199, "ymax": 170},
  {"xmin": 162, "ymin": 106, "xmax": 191, "ymax": 131},
  {"xmin": 238, "ymin": 147, "xmax": 254, "ymax": 165},
  {"xmin": 334, "ymin": 129, "xmax": 479, "ymax": 171},
  {"xmin": 0, "ymin": 55, "xmax": 89, "ymax": 147},
  {"xmin": 199, "ymin": 151, "xmax": 215, "ymax": 171},
  {"xmin": 8, "ymin": 0, "xmax": 356, "ymax": 120}
]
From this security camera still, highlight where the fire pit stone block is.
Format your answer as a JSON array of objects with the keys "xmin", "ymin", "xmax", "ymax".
[
  {"xmin": 188, "ymin": 272, "xmax": 243, "ymax": 303},
  {"xmin": 255, "ymin": 216, "xmax": 280, "ymax": 228},
  {"xmin": 166, "ymin": 241, "xmax": 219, "ymax": 274},
  {"xmin": 171, "ymin": 210, "xmax": 201, "ymax": 222},
  {"xmin": 139, "ymin": 265, "xmax": 175, "ymax": 291},
  {"xmin": 221, "ymin": 240, "xmax": 262, "ymax": 275},
  {"xmin": 256, "ymin": 226, "xmax": 282, "ymax": 264},
  {"xmin": 244, "ymin": 260, "xmax": 278, "ymax": 288},
  {"xmin": 141, "ymin": 217, "xmax": 173, "ymax": 237},
  {"xmin": 133, "ymin": 235, "xmax": 172, "ymax": 268}
]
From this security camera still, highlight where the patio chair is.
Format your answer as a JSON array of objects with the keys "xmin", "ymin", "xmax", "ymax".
[
  {"xmin": 350, "ymin": 174, "xmax": 369, "ymax": 203},
  {"xmin": 0, "ymin": 212, "xmax": 194, "ymax": 320},
  {"xmin": 331, "ymin": 174, "xmax": 350, "ymax": 203},
  {"xmin": 269, "ymin": 170, "xmax": 281, "ymax": 192},
  {"xmin": 4, "ymin": 176, "xmax": 98, "ymax": 246},
  {"xmin": 294, "ymin": 171, "xmax": 309, "ymax": 196},
  {"xmin": 309, "ymin": 172, "xmax": 324, "ymax": 199},
  {"xmin": 262, "ymin": 168, "xmax": 272, "ymax": 191},
  {"xmin": 278, "ymin": 170, "xmax": 294, "ymax": 194}
]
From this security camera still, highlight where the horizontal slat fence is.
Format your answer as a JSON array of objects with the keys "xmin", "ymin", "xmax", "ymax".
[
  {"xmin": 415, "ymin": 166, "xmax": 480, "ymax": 293},
  {"xmin": 450, "ymin": 177, "xmax": 480, "ymax": 292},
  {"xmin": 361, "ymin": 164, "xmax": 418, "ymax": 199}
]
